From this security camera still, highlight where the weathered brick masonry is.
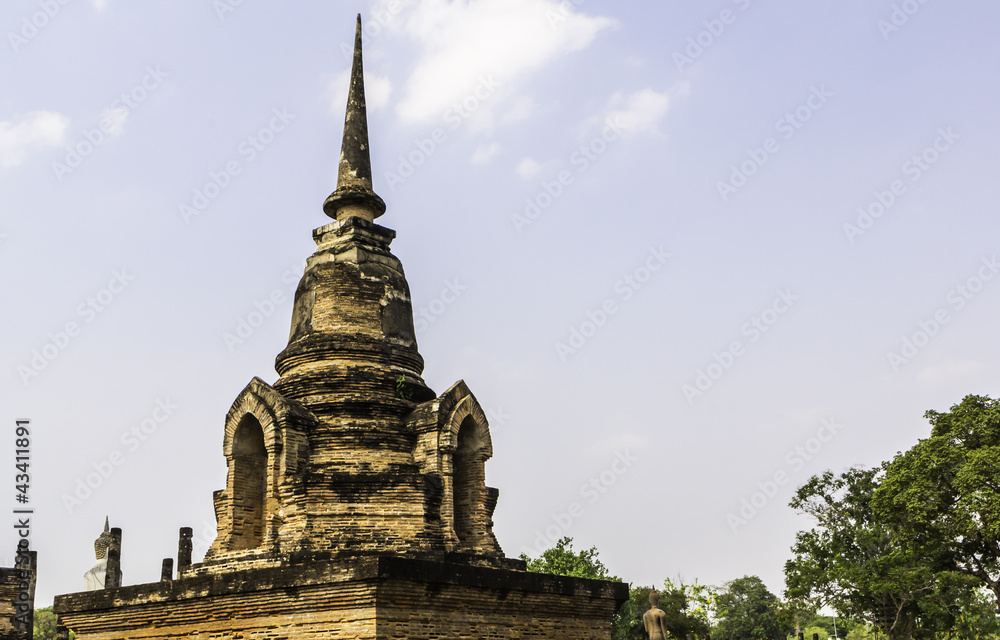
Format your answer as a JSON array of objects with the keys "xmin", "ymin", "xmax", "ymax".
[
  {"xmin": 0, "ymin": 552, "xmax": 35, "ymax": 640},
  {"xmin": 53, "ymin": 15, "xmax": 627, "ymax": 638}
]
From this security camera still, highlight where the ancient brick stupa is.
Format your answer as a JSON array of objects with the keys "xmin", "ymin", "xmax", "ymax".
[{"xmin": 54, "ymin": 16, "xmax": 626, "ymax": 639}]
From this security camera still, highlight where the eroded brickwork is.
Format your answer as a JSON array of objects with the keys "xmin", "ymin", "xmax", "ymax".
[
  {"xmin": 201, "ymin": 220, "xmax": 505, "ymax": 567},
  {"xmin": 56, "ymin": 557, "xmax": 626, "ymax": 640},
  {"xmin": 0, "ymin": 563, "xmax": 35, "ymax": 640},
  {"xmin": 53, "ymin": 15, "xmax": 627, "ymax": 639}
]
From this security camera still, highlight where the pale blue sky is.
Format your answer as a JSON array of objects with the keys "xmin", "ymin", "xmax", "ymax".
[{"xmin": 2, "ymin": 0, "xmax": 999, "ymax": 608}]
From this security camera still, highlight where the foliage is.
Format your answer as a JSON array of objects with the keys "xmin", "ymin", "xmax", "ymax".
[
  {"xmin": 784, "ymin": 466, "xmax": 980, "ymax": 639},
  {"xmin": 610, "ymin": 582, "xmax": 711, "ymax": 640},
  {"xmin": 520, "ymin": 539, "xmax": 716, "ymax": 639},
  {"xmin": 611, "ymin": 585, "xmax": 655, "ymax": 640},
  {"xmin": 803, "ymin": 625, "xmax": 830, "ymax": 640},
  {"xmin": 519, "ymin": 536, "xmax": 618, "ymax": 581},
  {"xmin": 873, "ymin": 394, "xmax": 1000, "ymax": 612},
  {"xmin": 713, "ymin": 575, "xmax": 785, "ymax": 640},
  {"xmin": 655, "ymin": 585, "xmax": 710, "ymax": 639},
  {"xmin": 520, "ymin": 538, "xmax": 639, "ymax": 639},
  {"xmin": 34, "ymin": 607, "xmax": 74, "ymax": 640},
  {"xmin": 780, "ymin": 598, "xmax": 817, "ymax": 635},
  {"xmin": 34, "ymin": 607, "xmax": 57, "ymax": 640},
  {"xmin": 394, "ymin": 375, "xmax": 411, "ymax": 400},
  {"xmin": 843, "ymin": 621, "xmax": 879, "ymax": 640},
  {"xmin": 932, "ymin": 587, "xmax": 1000, "ymax": 639},
  {"xmin": 664, "ymin": 576, "xmax": 718, "ymax": 629}
]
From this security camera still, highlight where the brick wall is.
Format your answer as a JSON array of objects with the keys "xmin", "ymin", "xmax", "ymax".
[
  {"xmin": 55, "ymin": 556, "xmax": 627, "ymax": 640},
  {"xmin": 0, "ymin": 558, "xmax": 35, "ymax": 640}
]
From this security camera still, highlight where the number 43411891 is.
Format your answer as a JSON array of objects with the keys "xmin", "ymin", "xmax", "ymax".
[{"xmin": 15, "ymin": 424, "xmax": 29, "ymax": 499}]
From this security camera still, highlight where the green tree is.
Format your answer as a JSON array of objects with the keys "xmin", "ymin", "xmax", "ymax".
[
  {"xmin": 520, "ymin": 539, "xmax": 713, "ymax": 639},
  {"xmin": 803, "ymin": 625, "xmax": 829, "ymax": 640},
  {"xmin": 873, "ymin": 394, "xmax": 1000, "ymax": 611},
  {"xmin": 664, "ymin": 577, "xmax": 718, "ymax": 632},
  {"xmin": 657, "ymin": 585, "xmax": 710, "ymax": 639},
  {"xmin": 842, "ymin": 619, "xmax": 878, "ymax": 640},
  {"xmin": 34, "ymin": 607, "xmax": 74, "ymax": 640},
  {"xmin": 786, "ymin": 466, "xmax": 983, "ymax": 639},
  {"xmin": 609, "ymin": 583, "xmax": 711, "ymax": 640},
  {"xmin": 34, "ymin": 606, "xmax": 57, "ymax": 640},
  {"xmin": 519, "ymin": 536, "xmax": 618, "ymax": 580},
  {"xmin": 779, "ymin": 598, "xmax": 816, "ymax": 637},
  {"xmin": 610, "ymin": 585, "xmax": 654, "ymax": 640},
  {"xmin": 520, "ymin": 537, "xmax": 637, "ymax": 638},
  {"xmin": 935, "ymin": 587, "xmax": 1000, "ymax": 639},
  {"xmin": 713, "ymin": 575, "xmax": 785, "ymax": 640}
]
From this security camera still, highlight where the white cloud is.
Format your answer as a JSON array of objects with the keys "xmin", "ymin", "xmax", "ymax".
[
  {"xmin": 92, "ymin": 0, "xmax": 108, "ymax": 10},
  {"xmin": 331, "ymin": 70, "xmax": 393, "ymax": 115},
  {"xmin": 514, "ymin": 156, "xmax": 543, "ymax": 179},
  {"xmin": 575, "ymin": 86, "xmax": 680, "ymax": 140},
  {"xmin": 606, "ymin": 87, "xmax": 673, "ymax": 135},
  {"xmin": 471, "ymin": 142, "xmax": 499, "ymax": 164},
  {"xmin": 392, "ymin": 0, "xmax": 615, "ymax": 125},
  {"xmin": 0, "ymin": 111, "xmax": 69, "ymax": 168},
  {"xmin": 501, "ymin": 96, "xmax": 536, "ymax": 124}
]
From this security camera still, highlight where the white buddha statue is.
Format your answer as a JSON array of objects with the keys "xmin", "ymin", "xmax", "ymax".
[{"xmin": 83, "ymin": 517, "xmax": 112, "ymax": 591}]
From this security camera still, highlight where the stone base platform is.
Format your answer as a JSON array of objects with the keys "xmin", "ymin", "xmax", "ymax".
[{"xmin": 54, "ymin": 555, "xmax": 628, "ymax": 639}]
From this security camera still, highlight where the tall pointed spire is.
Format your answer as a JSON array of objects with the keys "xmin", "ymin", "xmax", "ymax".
[{"xmin": 323, "ymin": 14, "xmax": 386, "ymax": 222}]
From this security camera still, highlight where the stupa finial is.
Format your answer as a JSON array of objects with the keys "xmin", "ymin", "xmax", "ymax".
[{"xmin": 323, "ymin": 14, "xmax": 386, "ymax": 222}]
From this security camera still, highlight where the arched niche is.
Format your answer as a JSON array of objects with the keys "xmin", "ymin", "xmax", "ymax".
[
  {"xmin": 452, "ymin": 415, "xmax": 484, "ymax": 544},
  {"xmin": 229, "ymin": 414, "xmax": 267, "ymax": 550},
  {"xmin": 445, "ymin": 395, "xmax": 492, "ymax": 549}
]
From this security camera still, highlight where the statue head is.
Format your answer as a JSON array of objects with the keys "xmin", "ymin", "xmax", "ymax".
[
  {"xmin": 94, "ymin": 516, "xmax": 111, "ymax": 560},
  {"xmin": 648, "ymin": 589, "xmax": 659, "ymax": 607}
]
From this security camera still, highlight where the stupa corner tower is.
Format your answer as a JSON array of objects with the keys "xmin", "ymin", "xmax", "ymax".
[{"xmin": 53, "ymin": 16, "xmax": 626, "ymax": 639}]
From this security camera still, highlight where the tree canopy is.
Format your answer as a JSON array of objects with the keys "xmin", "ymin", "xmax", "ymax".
[
  {"xmin": 520, "ymin": 538, "xmax": 714, "ymax": 639},
  {"xmin": 784, "ymin": 465, "xmax": 983, "ymax": 639},
  {"xmin": 610, "ymin": 582, "xmax": 711, "ymax": 640},
  {"xmin": 518, "ymin": 536, "xmax": 618, "ymax": 581},
  {"xmin": 873, "ymin": 394, "xmax": 1000, "ymax": 610},
  {"xmin": 713, "ymin": 575, "xmax": 785, "ymax": 640}
]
